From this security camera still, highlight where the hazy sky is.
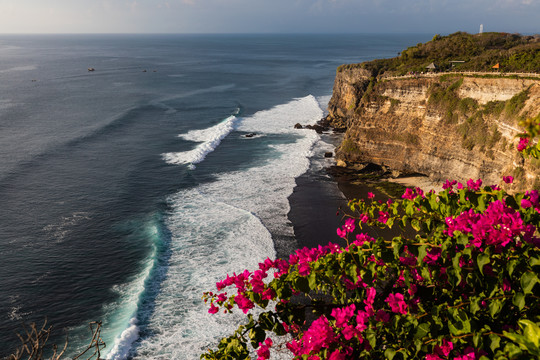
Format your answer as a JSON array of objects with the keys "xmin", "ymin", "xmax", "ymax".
[{"xmin": 0, "ymin": 0, "xmax": 538, "ymax": 34}]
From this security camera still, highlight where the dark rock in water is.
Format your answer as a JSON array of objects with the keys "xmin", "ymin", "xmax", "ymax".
[
  {"xmin": 305, "ymin": 124, "xmax": 327, "ymax": 134},
  {"xmin": 244, "ymin": 133, "xmax": 256, "ymax": 138},
  {"xmin": 324, "ymin": 152, "xmax": 333, "ymax": 158},
  {"xmin": 294, "ymin": 123, "xmax": 303, "ymax": 129}
]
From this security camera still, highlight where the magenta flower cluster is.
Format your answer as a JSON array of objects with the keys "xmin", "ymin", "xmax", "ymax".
[
  {"xmin": 445, "ymin": 198, "xmax": 539, "ymax": 249},
  {"xmin": 203, "ymin": 175, "xmax": 540, "ymax": 360}
]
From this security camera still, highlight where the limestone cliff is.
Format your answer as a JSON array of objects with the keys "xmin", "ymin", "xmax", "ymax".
[{"xmin": 327, "ymin": 68, "xmax": 540, "ymax": 190}]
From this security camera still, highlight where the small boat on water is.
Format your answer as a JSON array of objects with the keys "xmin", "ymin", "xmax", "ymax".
[{"xmin": 88, "ymin": 68, "xmax": 95, "ymax": 72}]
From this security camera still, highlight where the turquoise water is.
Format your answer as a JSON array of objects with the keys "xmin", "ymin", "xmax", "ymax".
[{"xmin": 0, "ymin": 34, "xmax": 431, "ymax": 358}]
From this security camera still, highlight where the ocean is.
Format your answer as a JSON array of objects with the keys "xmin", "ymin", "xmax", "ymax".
[{"xmin": 0, "ymin": 33, "xmax": 430, "ymax": 359}]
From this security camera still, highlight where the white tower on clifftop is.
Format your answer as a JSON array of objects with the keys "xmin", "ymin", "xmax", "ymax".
[{"xmin": 479, "ymin": 24, "xmax": 484, "ymax": 34}]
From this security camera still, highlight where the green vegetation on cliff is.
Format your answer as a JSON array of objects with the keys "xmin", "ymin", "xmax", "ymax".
[{"xmin": 338, "ymin": 32, "xmax": 540, "ymax": 76}]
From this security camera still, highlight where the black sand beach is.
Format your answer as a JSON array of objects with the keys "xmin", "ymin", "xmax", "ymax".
[{"xmin": 287, "ymin": 162, "xmax": 396, "ymax": 254}]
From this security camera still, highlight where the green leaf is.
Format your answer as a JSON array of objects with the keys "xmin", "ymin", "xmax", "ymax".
[
  {"xmin": 477, "ymin": 253, "xmax": 490, "ymax": 275},
  {"xmin": 248, "ymin": 326, "xmax": 266, "ymax": 348},
  {"xmin": 456, "ymin": 233, "xmax": 469, "ymax": 245},
  {"xmin": 507, "ymin": 259, "xmax": 519, "ymax": 276},
  {"xmin": 417, "ymin": 245, "xmax": 427, "ymax": 264},
  {"xmin": 259, "ymin": 312, "xmax": 275, "ymax": 331},
  {"xmin": 469, "ymin": 297, "xmax": 481, "ymax": 314},
  {"xmin": 401, "ymin": 215, "xmax": 409, "ymax": 229},
  {"xmin": 294, "ymin": 276, "xmax": 310, "ymax": 293},
  {"xmin": 428, "ymin": 195, "xmax": 439, "ymax": 211},
  {"xmin": 520, "ymin": 271, "xmax": 539, "ymax": 295},
  {"xmin": 276, "ymin": 284, "xmax": 292, "ymax": 299},
  {"xmin": 473, "ymin": 331, "xmax": 482, "ymax": 347},
  {"xmin": 364, "ymin": 329, "xmax": 377, "ymax": 348},
  {"xmin": 519, "ymin": 319, "xmax": 540, "ymax": 348},
  {"xmin": 346, "ymin": 263, "xmax": 358, "ymax": 280},
  {"xmin": 272, "ymin": 322, "xmax": 287, "ymax": 336},
  {"xmin": 448, "ymin": 310, "xmax": 471, "ymax": 336},
  {"xmin": 308, "ymin": 272, "xmax": 317, "ymax": 290},
  {"xmin": 384, "ymin": 348, "xmax": 397, "ymax": 360},
  {"xmin": 414, "ymin": 322, "xmax": 431, "ymax": 339},
  {"xmin": 477, "ymin": 194, "xmax": 486, "ymax": 211},
  {"xmin": 513, "ymin": 292, "xmax": 526, "ymax": 310},
  {"xmin": 406, "ymin": 202, "xmax": 415, "ymax": 216},
  {"xmin": 503, "ymin": 342, "xmax": 523, "ymax": 358},
  {"xmin": 489, "ymin": 299, "xmax": 502, "ymax": 318},
  {"xmin": 424, "ymin": 217, "xmax": 433, "ymax": 232},
  {"xmin": 529, "ymin": 255, "xmax": 540, "ymax": 267},
  {"xmin": 489, "ymin": 333, "xmax": 501, "ymax": 352}
]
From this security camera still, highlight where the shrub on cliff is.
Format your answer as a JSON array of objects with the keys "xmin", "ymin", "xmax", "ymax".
[
  {"xmin": 343, "ymin": 32, "xmax": 540, "ymax": 76},
  {"xmin": 201, "ymin": 121, "xmax": 540, "ymax": 359}
]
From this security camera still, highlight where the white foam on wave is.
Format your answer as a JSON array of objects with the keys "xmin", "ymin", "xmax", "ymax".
[
  {"xmin": 316, "ymin": 94, "xmax": 332, "ymax": 117},
  {"xmin": 97, "ymin": 222, "xmax": 159, "ymax": 360},
  {"xmin": 160, "ymin": 84, "xmax": 236, "ymax": 103},
  {"xmin": 0, "ymin": 99, "xmax": 15, "ymax": 111},
  {"xmin": 0, "ymin": 65, "xmax": 37, "ymax": 73},
  {"xmin": 162, "ymin": 115, "xmax": 237, "ymax": 168},
  {"xmin": 131, "ymin": 95, "xmax": 323, "ymax": 359}
]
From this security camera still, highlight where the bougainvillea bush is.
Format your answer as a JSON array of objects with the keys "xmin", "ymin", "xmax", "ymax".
[{"xmin": 201, "ymin": 122, "xmax": 540, "ymax": 360}]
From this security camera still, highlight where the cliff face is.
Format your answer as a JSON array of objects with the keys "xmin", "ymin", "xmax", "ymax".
[{"xmin": 327, "ymin": 68, "xmax": 540, "ymax": 189}]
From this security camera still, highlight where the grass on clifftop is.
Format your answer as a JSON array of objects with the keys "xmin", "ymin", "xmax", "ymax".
[{"xmin": 338, "ymin": 32, "xmax": 540, "ymax": 76}]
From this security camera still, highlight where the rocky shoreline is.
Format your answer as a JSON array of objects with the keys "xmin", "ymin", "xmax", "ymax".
[{"xmin": 287, "ymin": 119, "xmax": 443, "ymax": 253}]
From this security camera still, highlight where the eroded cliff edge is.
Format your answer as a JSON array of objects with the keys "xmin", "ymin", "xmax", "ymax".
[{"xmin": 326, "ymin": 68, "xmax": 540, "ymax": 190}]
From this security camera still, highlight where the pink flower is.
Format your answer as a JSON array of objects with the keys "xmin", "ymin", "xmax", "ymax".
[
  {"xmin": 385, "ymin": 293, "xmax": 408, "ymax": 314},
  {"xmin": 262, "ymin": 288, "xmax": 276, "ymax": 300},
  {"xmin": 424, "ymin": 247, "xmax": 441, "ymax": 265},
  {"xmin": 341, "ymin": 324, "xmax": 359, "ymax": 340},
  {"xmin": 402, "ymin": 188, "xmax": 416, "ymax": 200},
  {"xmin": 454, "ymin": 347, "xmax": 477, "ymax": 360},
  {"xmin": 298, "ymin": 262, "xmax": 311, "ymax": 276},
  {"xmin": 466, "ymin": 179, "xmax": 482, "ymax": 191},
  {"xmin": 521, "ymin": 198, "xmax": 533, "ymax": 208},
  {"xmin": 331, "ymin": 304, "xmax": 356, "ymax": 328},
  {"xmin": 300, "ymin": 316, "xmax": 337, "ymax": 354},
  {"xmin": 337, "ymin": 218, "xmax": 356, "ymax": 238},
  {"xmin": 434, "ymin": 338, "xmax": 454, "ymax": 357},
  {"xmin": 365, "ymin": 287, "xmax": 376, "ymax": 306},
  {"xmin": 234, "ymin": 293, "xmax": 254, "ymax": 313},
  {"xmin": 517, "ymin": 137, "xmax": 529, "ymax": 152},
  {"xmin": 502, "ymin": 278, "xmax": 512, "ymax": 292},
  {"xmin": 408, "ymin": 284, "xmax": 418, "ymax": 296},
  {"xmin": 426, "ymin": 355, "xmax": 444, "ymax": 360},
  {"xmin": 257, "ymin": 338, "xmax": 273, "ymax": 360},
  {"xmin": 376, "ymin": 309, "xmax": 390, "ymax": 323},
  {"xmin": 378, "ymin": 211, "xmax": 390, "ymax": 224},
  {"xmin": 328, "ymin": 349, "xmax": 347, "ymax": 360},
  {"xmin": 355, "ymin": 310, "xmax": 370, "ymax": 332},
  {"xmin": 367, "ymin": 192, "xmax": 375, "ymax": 199},
  {"xmin": 503, "ymin": 176, "xmax": 513, "ymax": 184},
  {"xmin": 442, "ymin": 180, "xmax": 457, "ymax": 190},
  {"xmin": 208, "ymin": 303, "xmax": 219, "ymax": 314}
]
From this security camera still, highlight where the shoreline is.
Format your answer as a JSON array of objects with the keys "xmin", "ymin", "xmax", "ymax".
[{"xmin": 287, "ymin": 148, "xmax": 444, "ymax": 252}]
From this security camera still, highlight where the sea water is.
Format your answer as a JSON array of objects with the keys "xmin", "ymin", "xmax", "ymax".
[{"xmin": 0, "ymin": 34, "xmax": 430, "ymax": 358}]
